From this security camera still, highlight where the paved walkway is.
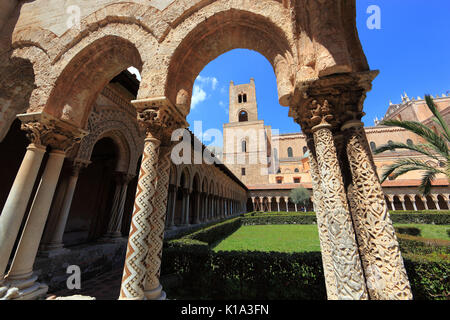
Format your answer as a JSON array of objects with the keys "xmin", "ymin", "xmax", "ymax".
[{"xmin": 48, "ymin": 268, "xmax": 123, "ymax": 300}]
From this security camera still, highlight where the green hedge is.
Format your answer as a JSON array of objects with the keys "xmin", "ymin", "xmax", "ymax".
[
  {"xmin": 161, "ymin": 243, "xmax": 326, "ymax": 300},
  {"xmin": 160, "ymin": 213, "xmax": 450, "ymax": 300},
  {"xmin": 395, "ymin": 227, "xmax": 421, "ymax": 236},
  {"xmin": 241, "ymin": 211, "xmax": 450, "ymax": 225},
  {"xmin": 183, "ymin": 217, "xmax": 242, "ymax": 245},
  {"xmin": 161, "ymin": 237, "xmax": 449, "ymax": 300}
]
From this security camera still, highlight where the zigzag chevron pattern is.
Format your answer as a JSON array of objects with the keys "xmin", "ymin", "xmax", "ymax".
[
  {"xmin": 120, "ymin": 138, "xmax": 160, "ymax": 299},
  {"xmin": 144, "ymin": 147, "xmax": 171, "ymax": 292}
]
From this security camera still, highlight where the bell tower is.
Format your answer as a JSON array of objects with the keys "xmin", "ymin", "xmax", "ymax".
[
  {"xmin": 229, "ymin": 78, "xmax": 258, "ymax": 123},
  {"xmin": 223, "ymin": 78, "xmax": 270, "ymax": 186}
]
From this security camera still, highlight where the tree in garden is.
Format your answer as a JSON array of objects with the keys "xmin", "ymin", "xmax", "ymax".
[
  {"xmin": 374, "ymin": 95, "xmax": 449, "ymax": 195},
  {"xmin": 289, "ymin": 186, "xmax": 311, "ymax": 212}
]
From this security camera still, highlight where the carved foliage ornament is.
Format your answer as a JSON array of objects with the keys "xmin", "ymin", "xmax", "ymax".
[{"xmin": 18, "ymin": 112, "xmax": 88, "ymax": 153}]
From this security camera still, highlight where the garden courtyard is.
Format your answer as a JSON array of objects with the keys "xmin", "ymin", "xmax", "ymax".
[
  {"xmin": 160, "ymin": 211, "xmax": 450, "ymax": 300},
  {"xmin": 212, "ymin": 224, "xmax": 450, "ymax": 253}
]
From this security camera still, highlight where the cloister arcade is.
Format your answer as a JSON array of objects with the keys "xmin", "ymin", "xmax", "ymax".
[{"xmin": 0, "ymin": 0, "xmax": 420, "ymax": 300}]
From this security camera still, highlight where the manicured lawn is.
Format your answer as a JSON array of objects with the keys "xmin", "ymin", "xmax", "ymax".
[
  {"xmin": 212, "ymin": 225, "xmax": 321, "ymax": 253},
  {"xmin": 213, "ymin": 224, "xmax": 450, "ymax": 253},
  {"xmin": 395, "ymin": 224, "xmax": 450, "ymax": 241}
]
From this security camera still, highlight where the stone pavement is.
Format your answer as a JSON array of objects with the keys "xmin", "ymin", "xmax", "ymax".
[{"xmin": 47, "ymin": 268, "xmax": 123, "ymax": 300}]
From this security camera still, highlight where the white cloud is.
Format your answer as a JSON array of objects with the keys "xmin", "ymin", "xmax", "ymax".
[
  {"xmin": 196, "ymin": 75, "xmax": 218, "ymax": 90},
  {"xmin": 191, "ymin": 85, "xmax": 206, "ymax": 109},
  {"xmin": 190, "ymin": 75, "xmax": 219, "ymax": 109}
]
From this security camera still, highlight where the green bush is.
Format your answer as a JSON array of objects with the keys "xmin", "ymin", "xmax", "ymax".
[
  {"xmin": 403, "ymin": 258, "xmax": 449, "ymax": 300},
  {"xmin": 243, "ymin": 211, "xmax": 450, "ymax": 225},
  {"xmin": 184, "ymin": 217, "xmax": 242, "ymax": 245},
  {"xmin": 160, "ymin": 212, "xmax": 450, "ymax": 300},
  {"xmin": 395, "ymin": 227, "xmax": 421, "ymax": 236},
  {"xmin": 389, "ymin": 212, "xmax": 450, "ymax": 225}
]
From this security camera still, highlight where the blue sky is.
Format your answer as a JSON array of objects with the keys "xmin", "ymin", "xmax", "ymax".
[{"xmin": 182, "ymin": 1, "xmax": 450, "ymax": 146}]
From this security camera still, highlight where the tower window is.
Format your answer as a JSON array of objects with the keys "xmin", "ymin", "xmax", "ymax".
[
  {"xmin": 242, "ymin": 140, "xmax": 247, "ymax": 152},
  {"xmin": 370, "ymin": 142, "xmax": 376, "ymax": 152},
  {"xmin": 241, "ymin": 168, "xmax": 246, "ymax": 176},
  {"xmin": 287, "ymin": 147, "xmax": 293, "ymax": 158},
  {"xmin": 243, "ymin": 94, "xmax": 247, "ymax": 103},
  {"xmin": 302, "ymin": 146, "xmax": 307, "ymax": 155},
  {"xmin": 276, "ymin": 177, "xmax": 283, "ymax": 184},
  {"xmin": 238, "ymin": 94, "xmax": 242, "ymax": 103},
  {"xmin": 239, "ymin": 110, "xmax": 248, "ymax": 122},
  {"xmin": 294, "ymin": 177, "xmax": 301, "ymax": 184},
  {"xmin": 294, "ymin": 168, "xmax": 299, "ymax": 173}
]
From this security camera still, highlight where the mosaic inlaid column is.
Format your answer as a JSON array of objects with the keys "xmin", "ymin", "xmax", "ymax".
[
  {"xmin": 312, "ymin": 120, "xmax": 368, "ymax": 300},
  {"xmin": 306, "ymin": 137, "xmax": 338, "ymax": 300},
  {"xmin": 120, "ymin": 110, "xmax": 163, "ymax": 300},
  {"xmin": 143, "ymin": 145, "xmax": 171, "ymax": 300},
  {"xmin": 343, "ymin": 120, "xmax": 412, "ymax": 300},
  {"xmin": 105, "ymin": 173, "xmax": 135, "ymax": 239}
]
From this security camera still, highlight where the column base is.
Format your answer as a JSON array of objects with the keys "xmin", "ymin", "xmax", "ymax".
[
  {"xmin": 98, "ymin": 234, "xmax": 125, "ymax": 243},
  {"xmin": 0, "ymin": 275, "xmax": 48, "ymax": 300},
  {"xmin": 144, "ymin": 284, "xmax": 166, "ymax": 300},
  {"xmin": 38, "ymin": 245, "xmax": 70, "ymax": 258}
]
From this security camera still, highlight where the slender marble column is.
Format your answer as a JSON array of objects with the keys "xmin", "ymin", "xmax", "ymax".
[
  {"xmin": 343, "ymin": 121, "xmax": 412, "ymax": 300},
  {"xmin": 0, "ymin": 143, "xmax": 46, "ymax": 283},
  {"xmin": 184, "ymin": 189, "xmax": 191, "ymax": 225},
  {"xmin": 411, "ymin": 197, "xmax": 418, "ymax": 211},
  {"xmin": 168, "ymin": 186, "xmax": 177, "ymax": 228},
  {"xmin": 6, "ymin": 150, "xmax": 66, "ymax": 296},
  {"xmin": 40, "ymin": 161, "xmax": 86, "ymax": 252},
  {"xmin": 284, "ymin": 197, "xmax": 289, "ymax": 212},
  {"xmin": 421, "ymin": 196, "xmax": 429, "ymax": 210},
  {"xmin": 312, "ymin": 122, "xmax": 368, "ymax": 300},
  {"xmin": 105, "ymin": 173, "xmax": 135, "ymax": 239},
  {"xmin": 432, "ymin": 196, "xmax": 440, "ymax": 210},
  {"xmin": 120, "ymin": 135, "xmax": 161, "ymax": 300},
  {"xmin": 144, "ymin": 146, "xmax": 171, "ymax": 300}
]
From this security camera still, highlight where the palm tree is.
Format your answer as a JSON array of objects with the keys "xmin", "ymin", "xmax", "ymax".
[{"xmin": 374, "ymin": 95, "xmax": 450, "ymax": 195}]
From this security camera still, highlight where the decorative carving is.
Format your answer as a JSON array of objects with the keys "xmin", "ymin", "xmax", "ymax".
[
  {"xmin": 144, "ymin": 145, "xmax": 172, "ymax": 299},
  {"xmin": 76, "ymin": 103, "xmax": 144, "ymax": 175},
  {"xmin": 289, "ymin": 71, "xmax": 378, "ymax": 134},
  {"xmin": 312, "ymin": 125, "xmax": 368, "ymax": 300},
  {"xmin": 306, "ymin": 137, "xmax": 338, "ymax": 300},
  {"xmin": 344, "ymin": 124, "xmax": 413, "ymax": 300},
  {"xmin": 132, "ymin": 96, "xmax": 188, "ymax": 145},
  {"xmin": 120, "ymin": 136, "xmax": 161, "ymax": 299},
  {"xmin": 18, "ymin": 112, "xmax": 88, "ymax": 152}
]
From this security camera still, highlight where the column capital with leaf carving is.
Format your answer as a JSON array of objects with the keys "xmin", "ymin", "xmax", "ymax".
[
  {"xmin": 132, "ymin": 96, "xmax": 188, "ymax": 146},
  {"xmin": 288, "ymin": 71, "xmax": 379, "ymax": 134},
  {"xmin": 17, "ymin": 112, "xmax": 88, "ymax": 153}
]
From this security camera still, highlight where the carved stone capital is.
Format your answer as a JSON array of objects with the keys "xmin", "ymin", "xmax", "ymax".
[
  {"xmin": 71, "ymin": 158, "xmax": 91, "ymax": 176},
  {"xmin": 289, "ymin": 71, "xmax": 378, "ymax": 134},
  {"xmin": 18, "ymin": 112, "xmax": 88, "ymax": 153},
  {"xmin": 132, "ymin": 96, "xmax": 188, "ymax": 144},
  {"xmin": 113, "ymin": 172, "xmax": 136, "ymax": 185}
]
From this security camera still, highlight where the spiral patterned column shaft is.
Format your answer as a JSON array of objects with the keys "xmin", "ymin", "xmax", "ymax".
[
  {"xmin": 313, "ymin": 124, "xmax": 368, "ymax": 300},
  {"xmin": 143, "ymin": 145, "xmax": 171, "ymax": 299},
  {"xmin": 307, "ymin": 138, "xmax": 338, "ymax": 300},
  {"xmin": 120, "ymin": 136, "xmax": 160, "ymax": 300},
  {"xmin": 344, "ymin": 122, "xmax": 413, "ymax": 300}
]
